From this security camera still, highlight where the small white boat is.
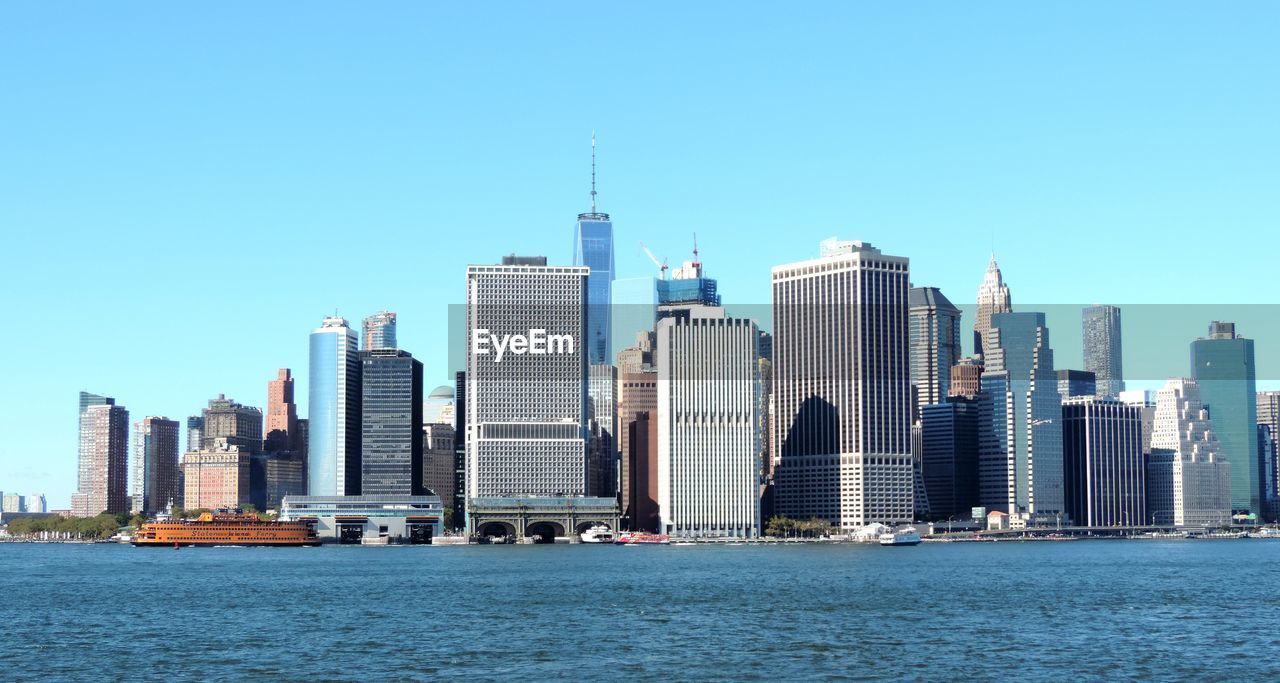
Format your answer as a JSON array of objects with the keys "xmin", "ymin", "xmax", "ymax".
[
  {"xmin": 879, "ymin": 527, "xmax": 922, "ymax": 547},
  {"xmin": 579, "ymin": 524, "xmax": 615, "ymax": 544}
]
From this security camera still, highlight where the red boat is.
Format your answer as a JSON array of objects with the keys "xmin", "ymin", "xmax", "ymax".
[{"xmin": 614, "ymin": 532, "xmax": 670, "ymax": 545}]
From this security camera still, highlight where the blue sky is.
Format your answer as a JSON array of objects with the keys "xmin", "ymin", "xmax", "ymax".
[{"xmin": 2, "ymin": 3, "xmax": 1278, "ymax": 507}]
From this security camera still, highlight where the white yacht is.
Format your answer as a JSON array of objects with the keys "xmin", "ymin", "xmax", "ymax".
[
  {"xmin": 879, "ymin": 527, "xmax": 922, "ymax": 547},
  {"xmin": 579, "ymin": 524, "xmax": 615, "ymax": 544}
]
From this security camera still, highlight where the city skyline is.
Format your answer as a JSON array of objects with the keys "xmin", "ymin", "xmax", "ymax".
[{"xmin": 5, "ymin": 4, "xmax": 1280, "ymax": 506}]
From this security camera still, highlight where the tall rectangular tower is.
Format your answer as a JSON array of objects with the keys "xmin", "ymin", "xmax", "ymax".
[
  {"xmin": 1082, "ymin": 304, "xmax": 1124, "ymax": 398},
  {"xmin": 978, "ymin": 311, "xmax": 1065, "ymax": 523},
  {"xmin": 772, "ymin": 239, "xmax": 913, "ymax": 529},
  {"xmin": 1061, "ymin": 397, "xmax": 1144, "ymax": 527},
  {"xmin": 656, "ymin": 307, "xmax": 762, "ymax": 538},
  {"xmin": 466, "ymin": 256, "xmax": 588, "ymax": 499},
  {"xmin": 1191, "ymin": 321, "xmax": 1260, "ymax": 515},
  {"xmin": 360, "ymin": 349, "xmax": 425, "ymax": 496},
  {"xmin": 73, "ymin": 402, "xmax": 130, "ymax": 517},
  {"xmin": 130, "ymin": 416, "xmax": 180, "ymax": 514},
  {"xmin": 909, "ymin": 286, "xmax": 962, "ymax": 409},
  {"xmin": 308, "ymin": 316, "xmax": 362, "ymax": 496}
]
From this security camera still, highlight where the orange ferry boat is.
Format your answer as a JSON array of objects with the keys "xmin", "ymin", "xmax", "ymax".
[{"xmin": 132, "ymin": 512, "xmax": 320, "ymax": 547}]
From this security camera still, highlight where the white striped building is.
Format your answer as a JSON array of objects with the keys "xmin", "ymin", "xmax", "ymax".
[
  {"xmin": 772, "ymin": 239, "xmax": 914, "ymax": 529},
  {"xmin": 656, "ymin": 307, "xmax": 762, "ymax": 538}
]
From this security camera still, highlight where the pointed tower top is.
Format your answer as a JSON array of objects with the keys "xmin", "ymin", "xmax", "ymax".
[{"xmin": 987, "ymin": 252, "xmax": 999, "ymax": 271}]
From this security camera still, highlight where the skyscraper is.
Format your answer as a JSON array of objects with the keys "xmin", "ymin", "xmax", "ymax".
[
  {"xmin": 362, "ymin": 311, "xmax": 398, "ymax": 351},
  {"xmin": 974, "ymin": 254, "xmax": 1012, "ymax": 359},
  {"xmin": 360, "ymin": 349, "xmax": 425, "ymax": 496},
  {"xmin": 1146, "ymin": 378, "xmax": 1231, "ymax": 526},
  {"xmin": 978, "ymin": 312, "xmax": 1065, "ymax": 524},
  {"xmin": 265, "ymin": 368, "xmax": 298, "ymax": 451},
  {"xmin": 773, "ymin": 239, "xmax": 913, "ymax": 529},
  {"xmin": 200, "ymin": 395, "xmax": 263, "ymax": 451},
  {"xmin": 920, "ymin": 398, "xmax": 981, "ymax": 520},
  {"xmin": 130, "ymin": 417, "xmax": 180, "ymax": 514},
  {"xmin": 1056, "ymin": 369, "xmax": 1097, "ymax": 398},
  {"xmin": 466, "ymin": 255, "xmax": 588, "ymax": 501},
  {"xmin": 908, "ymin": 286, "xmax": 962, "ymax": 409},
  {"xmin": 186, "ymin": 416, "xmax": 203, "ymax": 455},
  {"xmin": 572, "ymin": 134, "xmax": 614, "ymax": 365},
  {"xmin": 587, "ymin": 363, "xmax": 617, "ymax": 498},
  {"xmin": 656, "ymin": 307, "xmax": 762, "ymax": 538},
  {"xmin": 26, "ymin": 494, "xmax": 46, "ymax": 514},
  {"xmin": 1082, "ymin": 304, "xmax": 1124, "ymax": 397},
  {"xmin": 1190, "ymin": 321, "xmax": 1260, "ymax": 515},
  {"xmin": 72, "ymin": 400, "xmax": 129, "ymax": 517},
  {"xmin": 308, "ymin": 316, "xmax": 362, "ymax": 496},
  {"xmin": 1061, "ymin": 397, "xmax": 1145, "ymax": 527}
]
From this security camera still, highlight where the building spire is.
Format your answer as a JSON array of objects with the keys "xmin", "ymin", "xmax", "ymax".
[{"xmin": 590, "ymin": 131, "xmax": 597, "ymax": 213}]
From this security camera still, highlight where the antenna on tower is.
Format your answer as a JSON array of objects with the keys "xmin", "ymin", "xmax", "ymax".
[
  {"xmin": 590, "ymin": 131, "xmax": 597, "ymax": 213},
  {"xmin": 692, "ymin": 232, "xmax": 700, "ymax": 267}
]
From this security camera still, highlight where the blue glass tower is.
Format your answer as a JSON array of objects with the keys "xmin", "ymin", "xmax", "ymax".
[
  {"xmin": 308, "ymin": 316, "xmax": 361, "ymax": 496},
  {"xmin": 572, "ymin": 135, "xmax": 614, "ymax": 365}
]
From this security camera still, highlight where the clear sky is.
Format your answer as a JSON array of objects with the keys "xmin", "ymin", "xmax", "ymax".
[{"xmin": 3, "ymin": 3, "xmax": 1278, "ymax": 507}]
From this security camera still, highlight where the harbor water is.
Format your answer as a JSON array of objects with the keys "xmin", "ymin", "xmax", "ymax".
[{"xmin": 3, "ymin": 540, "xmax": 1279, "ymax": 680}]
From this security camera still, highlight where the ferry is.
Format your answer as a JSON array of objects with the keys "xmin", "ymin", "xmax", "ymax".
[
  {"xmin": 579, "ymin": 524, "xmax": 615, "ymax": 544},
  {"xmin": 879, "ymin": 527, "xmax": 922, "ymax": 547},
  {"xmin": 613, "ymin": 532, "xmax": 671, "ymax": 545},
  {"xmin": 132, "ymin": 511, "xmax": 320, "ymax": 547}
]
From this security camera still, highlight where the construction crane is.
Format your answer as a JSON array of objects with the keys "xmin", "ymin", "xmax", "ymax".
[{"xmin": 638, "ymin": 241, "xmax": 668, "ymax": 280}]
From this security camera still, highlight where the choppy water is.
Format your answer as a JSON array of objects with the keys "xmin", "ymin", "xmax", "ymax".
[{"xmin": 3, "ymin": 540, "xmax": 1279, "ymax": 681}]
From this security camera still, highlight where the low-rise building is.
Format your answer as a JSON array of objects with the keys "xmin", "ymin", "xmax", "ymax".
[{"xmin": 279, "ymin": 495, "xmax": 443, "ymax": 544}]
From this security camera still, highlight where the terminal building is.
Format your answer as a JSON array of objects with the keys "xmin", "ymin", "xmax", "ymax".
[{"xmin": 280, "ymin": 495, "xmax": 444, "ymax": 544}]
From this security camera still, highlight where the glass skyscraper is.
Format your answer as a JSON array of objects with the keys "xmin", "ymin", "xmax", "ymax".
[
  {"xmin": 1191, "ymin": 321, "xmax": 1260, "ymax": 515},
  {"xmin": 308, "ymin": 316, "xmax": 362, "ymax": 496},
  {"xmin": 979, "ymin": 311, "xmax": 1064, "ymax": 524},
  {"xmin": 1082, "ymin": 304, "xmax": 1124, "ymax": 397},
  {"xmin": 573, "ymin": 212, "xmax": 614, "ymax": 365}
]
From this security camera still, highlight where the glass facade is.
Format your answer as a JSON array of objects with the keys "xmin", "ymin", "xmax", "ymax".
[
  {"xmin": 573, "ymin": 214, "xmax": 614, "ymax": 366},
  {"xmin": 308, "ymin": 318, "xmax": 361, "ymax": 496},
  {"xmin": 1191, "ymin": 325, "xmax": 1260, "ymax": 515}
]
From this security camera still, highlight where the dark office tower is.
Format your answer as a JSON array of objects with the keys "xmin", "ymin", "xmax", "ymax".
[
  {"xmin": 1259, "ymin": 424, "xmax": 1278, "ymax": 520},
  {"xmin": 909, "ymin": 287, "xmax": 962, "ymax": 409},
  {"xmin": 949, "ymin": 358, "xmax": 982, "ymax": 398},
  {"xmin": 186, "ymin": 416, "xmax": 204, "ymax": 456},
  {"xmin": 757, "ymin": 331, "xmax": 773, "ymax": 363},
  {"xmin": 360, "ymin": 349, "xmax": 425, "ymax": 496},
  {"xmin": 920, "ymin": 398, "xmax": 981, "ymax": 520},
  {"xmin": 453, "ymin": 371, "xmax": 467, "ymax": 529},
  {"xmin": 587, "ymin": 364, "xmax": 617, "ymax": 498},
  {"xmin": 1082, "ymin": 305, "xmax": 1124, "ymax": 398},
  {"xmin": 627, "ymin": 411, "xmax": 660, "ymax": 532},
  {"xmin": 1056, "ymin": 370, "xmax": 1097, "ymax": 398},
  {"xmin": 1061, "ymin": 397, "xmax": 1145, "ymax": 527},
  {"xmin": 617, "ymin": 360, "xmax": 657, "ymax": 529},
  {"xmin": 72, "ymin": 398, "xmax": 129, "ymax": 517},
  {"xmin": 979, "ymin": 312, "xmax": 1064, "ymax": 524},
  {"xmin": 773, "ymin": 239, "xmax": 913, "ymax": 529},
  {"xmin": 201, "ymin": 394, "xmax": 264, "ymax": 451},
  {"xmin": 265, "ymin": 368, "xmax": 298, "ymax": 451},
  {"xmin": 1191, "ymin": 321, "xmax": 1261, "ymax": 516},
  {"xmin": 131, "ymin": 417, "xmax": 180, "ymax": 514},
  {"xmin": 573, "ymin": 134, "xmax": 614, "ymax": 365},
  {"xmin": 362, "ymin": 311, "xmax": 398, "ymax": 351}
]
